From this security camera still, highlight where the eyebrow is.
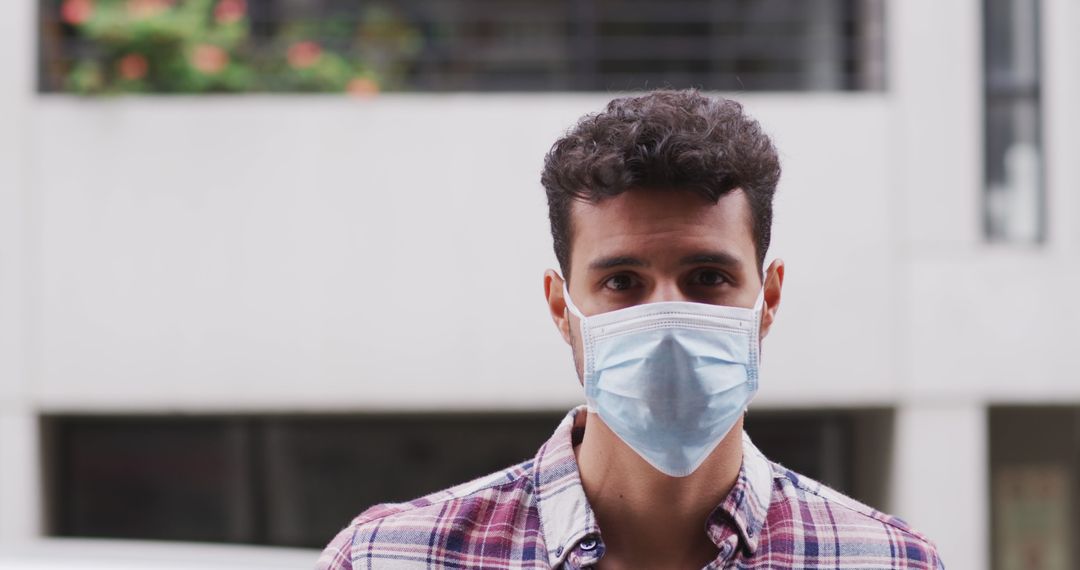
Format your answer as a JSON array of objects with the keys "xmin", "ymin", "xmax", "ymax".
[
  {"xmin": 588, "ymin": 255, "xmax": 649, "ymax": 270},
  {"xmin": 586, "ymin": 251, "xmax": 743, "ymax": 271},
  {"xmin": 678, "ymin": 251, "xmax": 742, "ymax": 269}
]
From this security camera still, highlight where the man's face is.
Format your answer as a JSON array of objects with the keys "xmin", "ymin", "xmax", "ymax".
[{"xmin": 543, "ymin": 187, "xmax": 784, "ymax": 382}]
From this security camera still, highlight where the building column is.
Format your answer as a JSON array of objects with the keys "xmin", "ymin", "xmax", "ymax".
[
  {"xmin": 891, "ymin": 402, "xmax": 988, "ymax": 570},
  {"xmin": 0, "ymin": 0, "xmax": 41, "ymax": 543}
]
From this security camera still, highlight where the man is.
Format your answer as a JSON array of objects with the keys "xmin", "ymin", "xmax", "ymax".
[{"xmin": 317, "ymin": 89, "xmax": 943, "ymax": 569}]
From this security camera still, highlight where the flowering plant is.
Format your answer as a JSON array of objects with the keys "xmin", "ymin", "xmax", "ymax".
[{"xmin": 57, "ymin": 0, "xmax": 418, "ymax": 94}]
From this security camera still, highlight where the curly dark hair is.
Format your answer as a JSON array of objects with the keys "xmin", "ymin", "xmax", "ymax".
[{"xmin": 541, "ymin": 89, "xmax": 781, "ymax": 282}]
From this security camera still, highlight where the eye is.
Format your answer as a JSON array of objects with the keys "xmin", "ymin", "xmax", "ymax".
[
  {"xmin": 690, "ymin": 269, "xmax": 728, "ymax": 287},
  {"xmin": 602, "ymin": 273, "xmax": 639, "ymax": 292}
]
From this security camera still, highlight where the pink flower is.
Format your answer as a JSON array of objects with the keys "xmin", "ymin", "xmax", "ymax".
[
  {"xmin": 347, "ymin": 77, "xmax": 380, "ymax": 97},
  {"xmin": 61, "ymin": 0, "xmax": 93, "ymax": 25},
  {"xmin": 117, "ymin": 53, "xmax": 148, "ymax": 80},
  {"xmin": 126, "ymin": 0, "xmax": 171, "ymax": 19},
  {"xmin": 214, "ymin": 0, "xmax": 246, "ymax": 25},
  {"xmin": 190, "ymin": 44, "xmax": 229, "ymax": 75},
  {"xmin": 287, "ymin": 41, "xmax": 322, "ymax": 69}
]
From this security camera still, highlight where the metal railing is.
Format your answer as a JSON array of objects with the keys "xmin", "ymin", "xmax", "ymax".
[{"xmin": 39, "ymin": 0, "xmax": 886, "ymax": 94}]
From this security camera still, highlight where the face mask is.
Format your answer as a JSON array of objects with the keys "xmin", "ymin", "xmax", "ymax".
[{"xmin": 563, "ymin": 283, "xmax": 764, "ymax": 477}]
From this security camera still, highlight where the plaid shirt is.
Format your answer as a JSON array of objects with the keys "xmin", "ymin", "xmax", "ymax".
[{"xmin": 317, "ymin": 406, "xmax": 943, "ymax": 569}]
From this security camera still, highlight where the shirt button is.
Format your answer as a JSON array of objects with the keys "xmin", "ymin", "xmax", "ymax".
[
  {"xmin": 555, "ymin": 546, "xmax": 564, "ymax": 556},
  {"xmin": 579, "ymin": 537, "xmax": 598, "ymax": 551}
]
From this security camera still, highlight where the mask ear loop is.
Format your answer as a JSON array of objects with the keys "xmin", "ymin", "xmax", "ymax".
[
  {"xmin": 562, "ymin": 281, "xmax": 586, "ymax": 319},
  {"xmin": 752, "ymin": 286, "xmax": 766, "ymax": 311},
  {"xmin": 561, "ymin": 281, "xmax": 598, "ymax": 413},
  {"xmin": 744, "ymin": 268, "xmax": 769, "ymax": 416},
  {"xmin": 753, "ymin": 266, "xmax": 769, "ymax": 311}
]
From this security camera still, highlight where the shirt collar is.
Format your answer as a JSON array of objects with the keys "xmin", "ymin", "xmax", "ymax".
[
  {"xmin": 533, "ymin": 407, "xmax": 775, "ymax": 564},
  {"xmin": 706, "ymin": 431, "xmax": 774, "ymax": 556},
  {"xmin": 532, "ymin": 405, "xmax": 600, "ymax": 568}
]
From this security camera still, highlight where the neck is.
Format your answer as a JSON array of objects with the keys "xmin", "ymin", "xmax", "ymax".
[{"xmin": 573, "ymin": 411, "xmax": 744, "ymax": 569}]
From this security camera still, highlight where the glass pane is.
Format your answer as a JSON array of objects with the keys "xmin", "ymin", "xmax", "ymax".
[
  {"xmin": 260, "ymin": 412, "xmax": 563, "ymax": 547},
  {"xmin": 38, "ymin": 0, "xmax": 886, "ymax": 94},
  {"xmin": 986, "ymin": 97, "xmax": 1043, "ymax": 242},
  {"xmin": 48, "ymin": 418, "xmax": 254, "ymax": 543},
  {"xmin": 984, "ymin": 0, "xmax": 1044, "ymax": 243},
  {"xmin": 989, "ymin": 407, "xmax": 1078, "ymax": 570},
  {"xmin": 47, "ymin": 409, "xmax": 893, "ymax": 547},
  {"xmin": 45, "ymin": 412, "xmax": 564, "ymax": 548},
  {"xmin": 745, "ymin": 409, "xmax": 893, "ymax": 512}
]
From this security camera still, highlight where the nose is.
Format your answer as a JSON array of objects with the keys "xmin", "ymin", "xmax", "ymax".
[{"xmin": 648, "ymin": 281, "xmax": 689, "ymax": 304}]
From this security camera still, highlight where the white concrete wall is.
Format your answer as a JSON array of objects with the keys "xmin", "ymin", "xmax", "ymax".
[
  {"xmin": 0, "ymin": 0, "xmax": 42, "ymax": 546},
  {"xmin": 892, "ymin": 404, "xmax": 988, "ymax": 570},
  {"xmin": 27, "ymin": 95, "xmax": 585, "ymax": 413},
  {"xmin": 25, "ymin": 94, "xmax": 903, "ymax": 413}
]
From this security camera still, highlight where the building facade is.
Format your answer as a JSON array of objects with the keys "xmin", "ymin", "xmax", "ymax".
[{"xmin": 2, "ymin": 1, "xmax": 1079, "ymax": 568}]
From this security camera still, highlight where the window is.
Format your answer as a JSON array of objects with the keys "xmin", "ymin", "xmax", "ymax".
[
  {"xmin": 39, "ymin": 0, "xmax": 886, "ymax": 94},
  {"xmin": 43, "ymin": 412, "xmax": 564, "ymax": 547},
  {"xmin": 45, "ymin": 408, "xmax": 894, "ymax": 548},
  {"xmin": 745, "ymin": 409, "xmax": 893, "ymax": 512},
  {"xmin": 984, "ymin": 0, "xmax": 1044, "ymax": 243},
  {"xmin": 989, "ymin": 407, "xmax": 1079, "ymax": 569}
]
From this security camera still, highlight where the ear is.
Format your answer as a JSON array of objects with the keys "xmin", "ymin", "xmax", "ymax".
[
  {"xmin": 759, "ymin": 258, "xmax": 785, "ymax": 340},
  {"xmin": 543, "ymin": 269, "xmax": 573, "ymax": 345}
]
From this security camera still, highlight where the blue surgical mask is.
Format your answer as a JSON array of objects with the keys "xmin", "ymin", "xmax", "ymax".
[{"xmin": 564, "ymin": 283, "xmax": 764, "ymax": 477}]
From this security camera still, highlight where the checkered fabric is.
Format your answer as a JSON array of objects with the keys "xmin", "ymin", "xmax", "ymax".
[{"xmin": 317, "ymin": 406, "xmax": 943, "ymax": 569}]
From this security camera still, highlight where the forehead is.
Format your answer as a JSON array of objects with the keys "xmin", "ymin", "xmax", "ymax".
[{"xmin": 567, "ymin": 188, "xmax": 756, "ymax": 267}]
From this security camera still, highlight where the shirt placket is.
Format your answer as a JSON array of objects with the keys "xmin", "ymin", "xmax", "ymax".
[
  {"xmin": 704, "ymin": 519, "xmax": 743, "ymax": 569},
  {"xmin": 559, "ymin": 534, "xmax": 604, "ymax": 569}
]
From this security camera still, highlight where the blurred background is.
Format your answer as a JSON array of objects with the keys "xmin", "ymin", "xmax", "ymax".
[{"xmin": 0, "ymin": 0, "xmax": 1077, "ymax": 569}]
